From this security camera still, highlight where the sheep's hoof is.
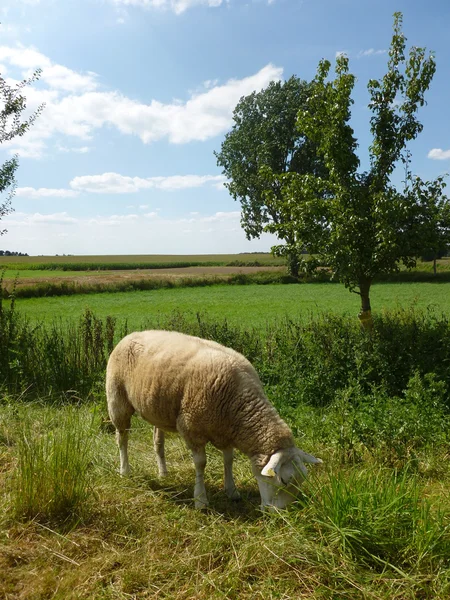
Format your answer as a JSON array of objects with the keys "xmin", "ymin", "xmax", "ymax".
[
  {"xmin": 194, "ymin": 498, "xmax": 209, "ymax": 510},
  {"xmin": 226, "ymin": 488, "xmax": 241, "ymax": 501},
  {"xmin": 120, "ymin": 467, "xmax": 131, "ymax": 476}
]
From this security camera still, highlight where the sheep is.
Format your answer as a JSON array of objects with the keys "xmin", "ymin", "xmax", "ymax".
[{"xmin": 106, "ymin": 330, "xmax": 322, "ymax": 510}]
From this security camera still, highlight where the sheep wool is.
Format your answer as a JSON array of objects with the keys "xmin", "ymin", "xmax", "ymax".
[{"xmin": 106, "ymin": 330, "xmax": 321, "ymax": 510}]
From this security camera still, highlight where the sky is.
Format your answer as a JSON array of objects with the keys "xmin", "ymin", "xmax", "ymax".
[{"xmin": 0, "ymin": 0, "xmax": 449, "ymax": 256}]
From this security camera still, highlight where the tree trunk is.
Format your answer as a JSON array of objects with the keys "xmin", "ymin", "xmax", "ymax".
[
  {"xmin": 286, "ymin": 251, "xmax": 300, "ymax": 278},
  {"xmin": 433, "ymin": 256, "xmax": 437, "ymax": 276},
  {"xmin": 358, "ymin": 279, "xmax": 373, "ymax": 331}
]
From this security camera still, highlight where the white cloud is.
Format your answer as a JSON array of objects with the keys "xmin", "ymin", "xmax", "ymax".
[
  {"xmin": 2, "ymin": 208, "xmax": 279, "ymax": 255},
  {"xmin": 428, "ymin": 148, "xmax": 450, "ymax": 161},
  {"xmin": 0, "ymin": 45, "xmax": 98, "ymax": 92},
  {"xmin": 50, "ymin": 63, "xmax": 281, "ymax": 145},
  {"xmin": 57, "ymin": 145, "xmax": 91, "ymax": 154},
  {"xmin": 41, "ymin": 64, "xmax": 98, "ymax": 93},
  {"xmin": 70, "ymin": 173, "xmax": 153, "ymax": 194},
  {"xmin": 200, "ymin": 210, "xmax": 240, "ymax": 223},
  {"xmin": 358, "ymin": 48, "xmax": 387, "ymax": 58},
  {"xmin": 7, "ymin": 212, "xmax": 78, "ymax": 226},
  {"xmin": 3, "ymin": 130, "xmax": 49, "ymax": 159},
  {"xmin": 0, "ymin": 45, "xmax": 282, "ymax": 158},
  {"xmin": 109, "ymin": 0, "xmax": 223, "ymax": 15},
  {"xmin": 70, "ymin": 172, "xmax": 227, "ymax": 194},
  {"xmin": 15, "ymin": 187, "xmax": 80, "ymax": 198}
]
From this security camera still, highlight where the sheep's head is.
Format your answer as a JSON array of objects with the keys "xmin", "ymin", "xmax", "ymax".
[{"xmin": 252, "ymin": 447, "xmax": 322, "ymax": 510}]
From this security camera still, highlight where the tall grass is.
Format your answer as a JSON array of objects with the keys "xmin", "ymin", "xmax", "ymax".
[
  {"xmin": 11, "ymin": 406, "xmax": 98, "ymax": 524},
  {"xmin": 301, "ymin": 467, "xmax": 450, "ymax": 572}
]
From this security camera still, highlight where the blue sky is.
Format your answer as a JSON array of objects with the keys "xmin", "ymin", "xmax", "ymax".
[{"xmin": 0, "ymin": 0, "xmax": 449, "ymax": 256}]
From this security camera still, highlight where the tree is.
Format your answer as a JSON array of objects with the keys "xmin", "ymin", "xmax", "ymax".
[
  {"xmin": 407, "ymin": 174, "xmax": 450, "ymax": 275},
  {"xmin": 264, "ymin": 12, "xmax": 441, "ymax": 326},
  {"xmin": 0, "ymin": 67, "xmax": 43, "ymax": 234},
  {"xmin": 215, "ymin": 77, "xmax": 326, "ymax": 276}
]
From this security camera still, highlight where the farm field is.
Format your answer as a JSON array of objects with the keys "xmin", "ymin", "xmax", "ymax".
[
  {"xmin": 0, "ymin": 266, "xmax": 284, "ymax": 296},
  {"xmin": 0, "ymin": 266, "xmax": 283, "ymax": 280},
  {"xmin": 0, "ymin": 253, "xmax": 284, "ymax": 267},
  {"xmin": 10, "ymin": 280, "xmax": 450, "ymax": 328}
]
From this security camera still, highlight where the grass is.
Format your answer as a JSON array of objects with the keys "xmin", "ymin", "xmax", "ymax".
[
  {"xmin": 11, "ymin": 406, "xmax": 98, "ymax": 525},
  {"xmin": 0, "ymin": 252, "xmax": 284, "ymax": 269},
  {"xmin": 2, "ymin": 277, "xmax": 450, "ymax": 597},
  {"xmin": 1, "ymin": 401, "xmax": 449, "ymax": 599},
  {"xmin": 9, "ymin": 281, "xmax": 450, "ymax": 329}
]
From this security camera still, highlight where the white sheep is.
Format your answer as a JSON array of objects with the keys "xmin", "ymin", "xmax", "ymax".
[{"xmin": 106, "ymin": 330, "xmax": 322, "ymax": 510}]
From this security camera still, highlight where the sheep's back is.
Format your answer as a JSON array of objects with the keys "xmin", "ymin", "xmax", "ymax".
[{"xmin": 107, "ymin": 330, "xmax": 255, "ymax": 437}]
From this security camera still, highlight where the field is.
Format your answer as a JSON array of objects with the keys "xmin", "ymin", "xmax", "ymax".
[
  {"xmin": 9, "ymin": 280, "xmax": 450, "ymax": 329},
  {"xmin": 1, "ymin": 255, "xmax": 450, "ymax": 599},
  {"xmin": 0, "ymin": 253, "xmax": 284, "ymax": 268}
]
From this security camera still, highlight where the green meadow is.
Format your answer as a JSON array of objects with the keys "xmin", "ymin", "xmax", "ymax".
[{"xmin": 11, "ymin": 280, "xmax": 450, "ymax": 328}]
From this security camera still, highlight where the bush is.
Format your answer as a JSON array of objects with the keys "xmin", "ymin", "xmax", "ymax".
[{"xmin": 314, "ymin": 372, "xmax": 449, "ymax": 465}]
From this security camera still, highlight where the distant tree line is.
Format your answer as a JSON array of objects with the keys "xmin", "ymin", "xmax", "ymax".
[{"xmin": 0, "ymin": 250, "xmax": 29, "ymax": 256}]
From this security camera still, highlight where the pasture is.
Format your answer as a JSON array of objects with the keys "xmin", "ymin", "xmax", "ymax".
[
  {"xmin": 1, "ymin": 256, "xmax": 450, "ymax": 599},
  {"xmin": 9, "ymin": 280, "xmax": 450, "ymax": 329}
]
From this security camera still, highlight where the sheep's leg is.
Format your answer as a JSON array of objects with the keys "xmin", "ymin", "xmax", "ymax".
[
  {"xmin": 153, "ymin": 427, "xmax": 168, "ymax": 477},
  {"xmin": 223, "ymin": 448, "xmax": 240, "ymax": 500},
  {"xmin": 116, "ymin": 429, "xmax": 131, "ymax": 476},
  {"xmin": 107, "ymin": 380, "xmax": 134, "ymax": 476},
  {"xmin": 192, "ymin": 447, "xmax": 209, "ymax": 509}
]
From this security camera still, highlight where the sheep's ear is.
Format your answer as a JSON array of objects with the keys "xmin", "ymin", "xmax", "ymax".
[
  {"xmin": 297, "ymin": 449, "xmax": 323, "ymax": 465},
  {"xmin": 261, "ymin": 451, "xmax": 285, "ymax": 477}
]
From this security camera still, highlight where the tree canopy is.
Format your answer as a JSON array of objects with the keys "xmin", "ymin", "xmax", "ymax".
[
  {"xmin": 263, "ymin": 12, "xmax": 446, "ymax": 325},
  {"xmin": 0, "ymin": 67, "xmax": 44, "ymax": 235},
  {"xmin": 215, "ymin": 76, "xmax": 326, "ymax": 275}
]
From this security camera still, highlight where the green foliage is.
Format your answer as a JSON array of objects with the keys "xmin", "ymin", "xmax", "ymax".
[
  {"xmin": 2, "ymin": 284, "xmax": 450, "ymax": 423},
  {"xmin": 407, "ymin": 175, "xmax": 450, "ymax": 265},
  {"xmin": 215, "ymin": 76, "xmax": 326, "ymax": 274},
  {"xmin": 0, "ymin": 302, "xmax": 123, "ymax": 399},
  {"xmin": 354, "ymin": 373, "xmax": 448, "ymax": 457},
  {"xmin": 318, "ymin": 372, "xmax": 449, "ymax": 465},
  {"xmin": 368, "ymin": 13, "xmax": 436, "ymax": 185},
  {"xmin": 0, "ymin": 68, "xmax": 44, "ymax": 234},
  {"xmin": 264, "ymin": 13, "xmax": 446, "ymax": 317}
]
